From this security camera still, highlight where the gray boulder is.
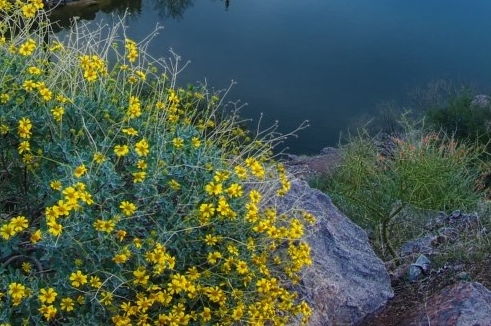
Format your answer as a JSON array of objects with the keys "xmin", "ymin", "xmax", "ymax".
[{"xmin": 280, "ymin": 179, "xmax": 393, "ymax": 325}]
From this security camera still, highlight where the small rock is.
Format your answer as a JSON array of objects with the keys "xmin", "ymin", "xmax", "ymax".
[
  {"xmin": 408, "ymin": 254, "xmax": 431, "ymax": 282},
  {"xmin": 450, "ymin": 209, "xmax": 462, "ymax": 219},
  {"xmin": 471, "ymin": 94, "xmax": 491, "ymax": 108},
  {"xmin": 457, "ymin": 272, "xmax": 471, "ymax": 281}
]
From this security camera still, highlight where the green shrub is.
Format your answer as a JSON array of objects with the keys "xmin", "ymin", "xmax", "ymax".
[
  {"xmin": 0, "ymin": 5, "xmax": 313, "ymax": 325},
  {"xmin": 425, "ymin": 89, "xmax": 491, "ymax": 145},
  {"xmin": 320, "ymin": 126, "xmax": 486, "ymax": 259}
]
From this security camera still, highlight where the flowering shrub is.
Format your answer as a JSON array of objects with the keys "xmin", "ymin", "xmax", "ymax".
[{"xmin": 0, "ymin": 4, "xmax": 313, "ymax": 325}]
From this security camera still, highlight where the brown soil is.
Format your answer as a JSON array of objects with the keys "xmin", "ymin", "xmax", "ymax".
[{"xmin": 360, "ymin": 259, "xmax": 491, "ymax": 325}]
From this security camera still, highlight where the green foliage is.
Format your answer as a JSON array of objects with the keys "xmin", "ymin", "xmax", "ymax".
[
  {"xmin": 0, "ymin": 5, "xmax": 313, "ymax": 325},
  {"xmin": 317, "ymin": 125, "xmax": 486, "ymax": 259},
  {"xmin": 425, "ymin": 89, "xmax": 491, "ymax": 145}
]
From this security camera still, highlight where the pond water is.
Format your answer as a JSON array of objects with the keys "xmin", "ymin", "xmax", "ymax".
[{"xmin": 51, "ymin": 0, "xmax": 491, "ymax": 154}]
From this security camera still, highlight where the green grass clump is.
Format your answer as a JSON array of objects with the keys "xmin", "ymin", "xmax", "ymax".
[
  {"xmin": 0, "ymin": 5, "xmax": 313, "ymax": 325},
  {"xmin": 314, "ymin": 123, "xmax": 487, "ymax": 260},
  {"xmin": 425, "ymin": 89, "xmax": 491, "ymax": 146}
]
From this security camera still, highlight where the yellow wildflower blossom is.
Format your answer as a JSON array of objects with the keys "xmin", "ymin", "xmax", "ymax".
[
  {"xmin": 69, "ymin": 270, "xmax": 88, "ymax": 287},
  {"xmin": 38, "ymin": 288, "xmax": 57, "ymax": 304}
]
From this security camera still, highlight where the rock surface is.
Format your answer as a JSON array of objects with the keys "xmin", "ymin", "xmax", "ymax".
[
  {"xmin": 471, "ymin": 94, "xmax": 491, "ymax": 109},
  {"xmin": 280, "ymin": 178, "xmax": 394, "ymax": 325},
  {"xmin": 400, "ymin": 282, "xmax": 491, "ymax": 326},
  {"xmin": 284, "ymin": 147, "xmax": 341, "ymax": 180}
]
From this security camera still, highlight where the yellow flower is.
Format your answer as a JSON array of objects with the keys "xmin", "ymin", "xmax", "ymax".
[
  {"xmin": 18, "ymin": 117, "xmax": 33, "ymax": 139},
  {"xmin": 132, "ymin": 171, "xmax": 146, "ymax": 183},
  {"xmin": 47, "ymin": 221, "xmax": 63, "ymax": 237},
  {"xmin": 172, "ymin": 137, "xmax": 184, "ymax": 149},
  {"xmin": 120, "ymin": 201, "xmax": 136, "ymax": 216},
  {"xmin": 93, "ymin": 219, "xmax": 116, "ymax": 233},
  {"xmin": 234, "ymin": 165, "xmax": 248, "ymax": 179},
  {"xmin": 8, "ymin": 282, "xmax": 26, "ymax": 300},
  {"xmin": 52, "ymin": 200, "xmax": 70, "ymax": 217},
  {"xmin": 127, "ymin": 96, "xmax": 141, "ymax": 118},
  {"xmin": 250, "ymin": 161, "xmax": 265, "ymax": 179},
  {"xmin": 73, "ymin": 164, "xmax": 87, "ymax": 178},
  {"xmin": 50, "ymin": 180, "xmax": 62, "ymax": 191},
  {"xmin": 114, "ymin": 144, "xmax": 130, "ymax": 157},
  {"xmin": 226, "ymin": 183, "xmax": 243, "ymax": 197},
  {"xmin": 236, "ymin": 260, "xmax": 249, "ymax": 274},
  {"xmin": 168, "ymin": 90, "xmax": 179, "ymax": 104},
  {"xmin": 22, "ymin": 261, "xmax": 32, "ymax": 273},
  {"xmin": 216, "ymin": 196, "xmax": 231, "ymax": 217},
  {"xmin": 133, "ymin": 238, "xmax": 142, "ymax": 249},
  {"xmin": 256, "ymin": 278, "xmax": 271, "ymax": 294},
  {"xmin": 22, "ymin": 80, "xmax": 37, "ymax": 92},
  {"xmin": 113, "ymin": 253, "xmax": 130, "ymax": 264},
  {"xmin": 191, "ymin": 137, "xmax": 201, "ymax": 148},
  {"xmin": 9, "ymin": 215, "xmax": 28, "ymax": 232},
  {"xmin": 69, "ymin": 270, "xmax": 88, "ymax": 287},
  {"xmin": 83, "ymin": 69, "xmax": 97, "ymax": 82},
  {"xmin": 93, "ymin": 152, "xmax": 106, "ymax": 164},
  {"xmin": 50, "ymin": 41, "xmax": 64, "ymax": 52},
  {"xmin": 38, "ymin": 85, "xmax": 53, "ymax": 101},
  {"xmin": 0, "ymin": 224, "xmax": 15, "ymax": 240},
  {"xmin": 27, "ymin": 66, "xmax": 42, "ymax": 75},
  {"xmin": 30, "ymin": 229, "xmax": 42, "ymax": 244},
  {"xmin": 207, "ymin": 251, "xmax": 222, "ymax": 264},
  {"xmin": 134, "ymin": 139, "xmax": 149, "ymax": 156},
  {"xmin": 205, "ymin": 286, "xmax": 225, "ymax": 304},
  {"xmin": 0, "ymin": 124, "xmax": 8, "ymax": 135},
  {"xmin": 199, "ymin": 203, "xmax": 215, "ymax": 219},
  {"xmin": 200, "ymin": 307, "xmax": 212, "ymax": 322},
  {"xmin": 18, "ymin": 141, "xmax": 30, "ymax": 154},
  {"xmin": 249, "ymin": 189, "xmax": 261, "ymax": 204},
  {"xmin": 60, "ymin": 297, "xmax": 74, "ymax": 311},
  {"xmin": 89, "ymin": 275, "xmax": 102, "ymax": 288},
  {"xmin": 100, "ymin": 291, "xmax": 113, "ymax": 306},
  {"xmin": 39, "ymin": 288, "xmax": 58, "ymax": 304},
  {"xmin": 136, "ymin": 160, "xmax": 147, "ymax": 169},
  {"xmin": 38, "ymin": 304, "xmax": 57, "ymax": 321},
  {"xmin": 125, "ymin": 39, "xmax": 139, "ymax": 62},
  {"xmin": 115, "ymin": 230, "xmax": 127, "ymax": 241},
  {"xmin": 0, "ymin": 93, "xmax": 10, "ymax": 103},
  {"xmin": 51, "ymin": 106, "xmax": 64, "ymax": 122},
  {"xmin": 133, "ymin": 268, "xmax": 149, "ymax": 285},
  {"xmin": 135, "ymin": 70, "xmax": 146, "ymax": 80},
  {"xmin": 203, "ymin": 234, "xmax": 219, "ymax": 246},
  {"xmin": 79, "ymin": 191, "xmax": 94, "ymax": 205},
  {"xmin": 62, "ymin": 186, "xmax": 79, "ymax": 203},
  {"xmin": 18, "ymin": 39, "xmax": 36, "ymax": 56},
  {"xmin": 122, "ymin": 127, "xmax": 138, "ymax": 136},
  {"xmin": 168, "ymin": 179, "xmax": 180, "ymax": 190},
  {"xmin": 56, "ymin": 94, "xmax": 70, "ymax": 103},
  {"xmin": 32, "ymin": 0, "xmax": 44, "ymax": 9},
  {"xmin": 21, "ymin": 4, "xmax": 37, "ymax": 18},
  {"xmin": 205, "ymin": 182, "xmax": 222, "ymax": 196}
]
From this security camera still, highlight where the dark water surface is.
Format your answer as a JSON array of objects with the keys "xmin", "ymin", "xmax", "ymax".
[{"xmin": 53, "ymin": 0, "xmax": 491, "ymax": 154}]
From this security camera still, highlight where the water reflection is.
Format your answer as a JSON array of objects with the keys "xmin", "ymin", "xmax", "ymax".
[
  {"xmin": 48, "ymin": 0, "xmax": 142, "ymax": 32},
  {"xmin": 48, "ymin": 0, "xmax": 231, "ymax": 31},
  {"xmin": 151, "ymin": 0, "xmax": 193, "ymax": 19}
]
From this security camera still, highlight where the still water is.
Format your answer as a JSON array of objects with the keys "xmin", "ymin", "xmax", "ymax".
[{"xmin": 51, "ymin": 0, "xmax": 491, "ymax": 154}]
